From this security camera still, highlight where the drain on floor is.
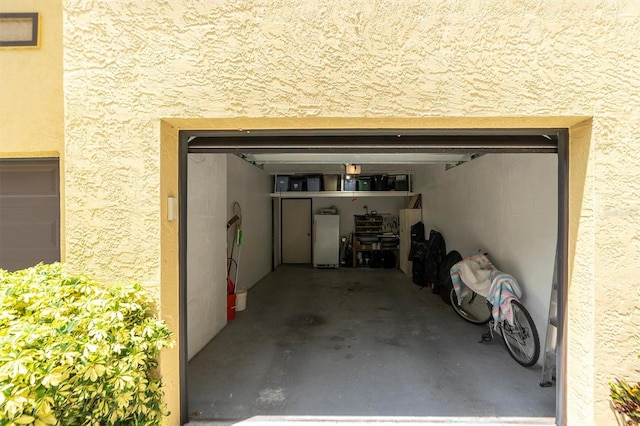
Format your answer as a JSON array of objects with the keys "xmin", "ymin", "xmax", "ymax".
[{"xmin": 287, "ymin": 313, "xmax": 326, "ymax": 327}]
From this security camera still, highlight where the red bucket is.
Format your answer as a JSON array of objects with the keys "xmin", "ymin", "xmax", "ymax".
[{"xmin": 227, "ymin": 293, "xmax": 236, "ymax": 321}]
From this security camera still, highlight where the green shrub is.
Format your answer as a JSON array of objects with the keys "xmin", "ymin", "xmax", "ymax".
[{"xmin": 0, "ymin": 263, "xmax": 174, "ymax": 426}]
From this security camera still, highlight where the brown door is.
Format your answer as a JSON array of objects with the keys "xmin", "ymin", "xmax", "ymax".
[
  {"xmin": 0, "ymin": 159, "xmax": 60, "ymax": 271},
  {"xmin": 281, "ymin": 198, "xmax": 311, "ymax": 263}
]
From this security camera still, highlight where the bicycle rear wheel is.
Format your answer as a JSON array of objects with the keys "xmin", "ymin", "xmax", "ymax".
[
  {"xmin": 500, "ymin": 300, "xmax": 540, "ymax": 367},
  {"xmin": 450, "ymin": 287, "xmax": 492, "ymax": 324}
]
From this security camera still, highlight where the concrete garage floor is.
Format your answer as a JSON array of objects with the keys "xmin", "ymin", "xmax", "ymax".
[{"xmin": 187, "ymin": 265, "xmax": 555, "ymax": 424}]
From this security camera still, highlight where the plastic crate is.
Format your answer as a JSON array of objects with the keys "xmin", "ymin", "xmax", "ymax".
[
  {"xmin": 289, "ymin": 178, "xmax": 304, "ymax": 191},
  {"xmin": 344, "ymin": 179, "xmax": 356, "ymax": 191},
  {"xmin": 275, "ymin": 176, "xmax": 289, "ymax": 192},
  {"xmin": 306, "ymin": 176, "xmax": 321, "ymax": 192},
  {"xmin": 323, "ymin": 175, "xmax": 339, "ymax": 191},
  {"xmin": 394, "ymin": 175, "xmax": 409, "ymax": 191},
  {"xmin": 372, "ymin": 175, "xmax": 389, "ymax": 191},
  {"xmin": 357, "ymin": 178, "xmax": 372, "ymax": 191}
]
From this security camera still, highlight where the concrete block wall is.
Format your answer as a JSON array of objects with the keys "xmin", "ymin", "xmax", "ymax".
[
  {"xmin": 413, "ymin": 153, "xmax": 558, "ymax": 360},
  {"xmin": 187, "ymin": 154, "xmax": 227, "ymax": 359},
  {"xmin": 226, "ymin": 155, "xmax": 273, "ymax": 292}
]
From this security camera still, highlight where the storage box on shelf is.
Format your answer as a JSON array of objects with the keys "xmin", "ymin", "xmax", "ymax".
[
  {"xmin": 275, "ymin": 175, "xmax": 290, "ymax": 192},
  {"xmin": 323, "ymin": 175, "xmax": 339, "ymax": 191},
  {"xmin": 271, "ymin": 174, "xmax": 413, "ymax": 197},
  {"xmin": 394, "ymin": 175, "xmax": 409, "ymax": 191},
  {"xmin": 306, "ymin": 176, "xmax": 321, "ymax": 192},
  {"xmin": 372, "ymin": 175, "xmax": 389, "ymax": 191},
  {"xmin": 344, "ymin": 179, "xmax": 356, "ymax": 191},
  {"xmin": 357, "ymin": 178, "xmax": 372, "ymax": 191},
  {"xmin": 289, "ymin": 178, "xmax": 304, "ymax": 191}
]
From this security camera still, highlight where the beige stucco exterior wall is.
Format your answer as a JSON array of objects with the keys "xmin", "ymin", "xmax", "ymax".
[
  {"xmin": 0, "ymin": 1, "xmax": 63, "ymax": 156},
  {"xmin": 0, "ymin": 0, "xmax": 65, "ymax": 253},
  {"xmin": 33, "ymin": 1, "xmax": 639, "ymax": 425}
]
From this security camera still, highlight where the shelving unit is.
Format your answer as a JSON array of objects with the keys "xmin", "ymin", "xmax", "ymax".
[
  {"xmin": 354, "ymin": 215, "xmax": 383, "ymax": 235},
  {"xmin": 352, "ymin": 215, "xmax": 399, "ymax": 268},
  {"xmin": 271, "ymin": 173, "xmax": 414, "ymax": 198},
  {"xmin": 271, "ymin": 191, "xmax": 415, "ymax": 198}
]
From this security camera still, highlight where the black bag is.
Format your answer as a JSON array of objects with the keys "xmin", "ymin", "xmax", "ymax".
[
  {"xmin": 412, "ymin": 258, "xmax": 426, "ymax": 286},
  {"xmin": 410, "ymin": 221, "xmax": 425, "ymax": 242},
  {"xmin": 409, "ymin": 240, "xmax": 428, "ymax": 261},
  {"xmin": 436, "ymin": 250, "xmax": 463, "ymax": 303},
  {"xmin": 424, "ymin": 230, "xmax": 446, "ymax": 290}
]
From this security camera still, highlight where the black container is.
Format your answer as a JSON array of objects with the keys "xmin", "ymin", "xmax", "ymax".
[
  {"xmin": 372, "ymin": 175, "xmax": 389, "ymax": 191},
  {"xmin": 382, "ymin": 251, "xmax": 396, "ymax": 268},
  {"xmin": 289, "ymin": 178, "xmax": 304, "ymax": 191},
  {"xmin": 394, "ymin": 175, "xmax": 409, "ymax": 191}
]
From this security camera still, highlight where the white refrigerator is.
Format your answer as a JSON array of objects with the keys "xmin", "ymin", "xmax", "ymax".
[{"xmin": 313, "ymin": 214, "xmax": 340, "ymax": 268}]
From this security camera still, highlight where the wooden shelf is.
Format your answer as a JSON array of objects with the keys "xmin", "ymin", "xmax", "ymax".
[{"xmin": 270, "ymin": 191, "xmax": 415, "ymax": 198}]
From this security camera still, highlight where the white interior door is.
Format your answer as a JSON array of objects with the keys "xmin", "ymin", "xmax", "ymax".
[{"xmin": 282, "ymin": 198, "xmax": 311, "ymax": 263}]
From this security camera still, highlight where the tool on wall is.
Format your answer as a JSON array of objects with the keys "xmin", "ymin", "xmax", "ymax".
[
  {"xmin": 227, "ymin": 202, "xmax": 243, "ymax": 295},
  {"xmin": 226, "ymin": 202, "xmax": 243, "ymax": 321}
]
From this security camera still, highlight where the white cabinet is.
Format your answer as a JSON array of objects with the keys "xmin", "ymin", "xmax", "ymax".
[{"xmin": 399, "ymin": 209, "xmax": 422, "ymax": 275}]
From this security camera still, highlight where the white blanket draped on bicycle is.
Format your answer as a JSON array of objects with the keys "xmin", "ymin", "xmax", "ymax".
[{"xmin": 450, "ymin": 252, "xmax": 522, "ymax": 326}]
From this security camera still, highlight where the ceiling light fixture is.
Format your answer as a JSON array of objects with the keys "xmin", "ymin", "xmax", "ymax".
[{"xmin": 345, "ymin": 164, "xmax": 361, "ymax": 175}]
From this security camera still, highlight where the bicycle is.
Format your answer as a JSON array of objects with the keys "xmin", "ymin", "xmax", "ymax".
[{"xmin": 449, "ymin": 254, "xmax": 540, "ymax": 368}]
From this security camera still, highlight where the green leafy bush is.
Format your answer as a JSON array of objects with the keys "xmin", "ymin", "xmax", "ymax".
[
  {"xmin": 610, "ymin": 354, "xmax": 640, "ymax": 425},
  {"xmin": 0, "ymin": 263, "xmax": 174, "ymax": 425}
]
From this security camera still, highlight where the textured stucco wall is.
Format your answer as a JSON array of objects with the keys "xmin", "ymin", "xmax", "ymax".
[
  {"xmin": 1, "ymin": 0, "xmax": 65, "ymax": 256},
  {"xmin": 1, "ymin": 1, "xmax": 63, "ymax": 156},
  {"xmin": 62, "ymin": 1, "xmax": 640, "ymax": 425}
]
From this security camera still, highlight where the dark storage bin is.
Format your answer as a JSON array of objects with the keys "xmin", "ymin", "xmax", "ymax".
[
  {"xmin": 357, "ymin": 178, "xmax": 372, "ymax": 191},
  {"xmin": 275, "ymin": 176, "xmax": 290, "ymax": 192},
  {"xmin": 306, "ymin": 176, "xmax": 321, "ymax": 192},
  {"xmin": 394, "ymin": 175, "xmax": 409, "ymax": 191},
  {"xmin": 372, "ymin": 175, "xmax": 389, "ymax": 191},
  {"xmin": 344, "ymin": 179, "xmax": 356, "ymax": 191},
  {"xmin": 289, "ymin": 178, "xmax": 304, "ymax": 191},
  {"xmin": 370, "ymin": 251, "xmax": 383, "ymax": 268},
  {"xmin": 382, "ymin": 251, "xmax": 396, "ymax": 268}
]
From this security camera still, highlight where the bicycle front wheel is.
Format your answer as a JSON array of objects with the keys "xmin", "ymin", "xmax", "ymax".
[
  {"xmin": 500, "ymin": 300, "xmax": 540, "ymax": 367},
  {"xmin": 450, "ymin": 287, "xmax": 492, "ymax": 324}
]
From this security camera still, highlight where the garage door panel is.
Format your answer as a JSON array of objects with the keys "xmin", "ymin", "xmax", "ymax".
[
  {"xmin": 0, "ymin": 159, "xmax": 60, "ymax": 272},
  {"xmin": 0, "ymin": 249, "xmax": 60, "ymax": 271},
  {"xmin": 1, "ymin": 204, "xmax": 59, "ymax": 221},
  {"xmin": 0, "ymin": 163, "xmax": 59, "ymax": 196},
  {"xmin": 1, "ymin": 221, "xmax": 59, "ymax": 248}
]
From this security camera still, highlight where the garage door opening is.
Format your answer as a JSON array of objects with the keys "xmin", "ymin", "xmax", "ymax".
[{"xmin": 178, "ymin": 129, "xmax": 567, "ymax": 425}]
